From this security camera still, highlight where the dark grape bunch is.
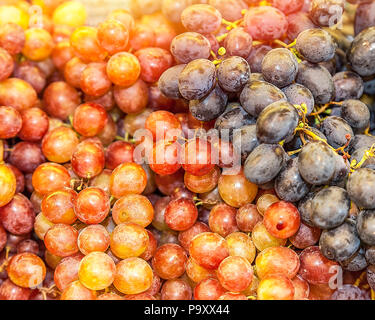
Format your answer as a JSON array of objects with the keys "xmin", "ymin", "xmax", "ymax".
[{"xmin": 0, "ymin": 0, "xmax": 373, "ymax": 302}]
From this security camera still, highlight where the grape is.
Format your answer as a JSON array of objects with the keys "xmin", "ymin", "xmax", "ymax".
[
  {"xmin": 257, "ymin": 274, "xmax": 295, "ymax": 300},
  {"xmin": 43, "ymin": 81, "xmax": 81, "ymax": 120},
  {"xmin": 178, "ymin": 59, "xmax": 216, "ymax": 100},
  {"xmin": 0, "ymin": 279, "xmax": 31, "ymax": 300},
  {"xmin": 170, "ymin": 32, "xmax": 211, "ymax": 64},
  {"xmin": 366, "ymin": 247, "xmax": 375, "ymax": 265},
  {"xmin": 252, "ymin": 222, "xmax": 287, "ymax": 251},
  {"xmin": 110, "ymin": 222, "xmax": 149, "ymax": 259},
  {"xmin": 71, "ymin": 139, "xmax": 105, "ymax": 179},
  {"xmin": 299, "ymin": 246, "xmax": 339, "ymax": 285},
  {"xmin": 262, "ymin": 48, "xmax": 299, "ymax": 88},
  {"xmin": 292, "ymin": 275, "xmax": 310, "ymax": 300},
  {"xmin": 348, "ymin": 27, "xmax": 375, "ymax": 77},
  {"xmin": 184, "ymin": 166, "xmax": 220, "ymax": 194},
  {"xmin": 97, "ymin": 293, "xmax": 124, "ymax": 300},
  {"xmin": 182, "ymin": 138, "xmax": 215, "ymax": 176},
  {"xmin": 78, "ymin": 252, "xmax": 115, "ymax": 291},
  {"xmin": 97, "ymin": 19, "xmax": 129, "ymax": 56},
  {"xmin": 217, "ymin": 56, "xmax": 250, "ymax": 94},
  {"xmin": 0, "ymin": 22, "xmax": 25, "ymax": 55},
  {"xmin": 341, "ymin": 247, "xmax": 368, "ymax": 272},
  {"xmin": 296, "ymin": 61, "xmax": 335, "ymax": 105},
  {"xmin": 159, "ymin": 64, "xmax": 186, "ymax": 99},
  {"xmin": 223, "ymin": 28, "xmax": 253, "ymax": 59},
  {"xmin": 209, "ymin": 0, "xmax": 247, "ymax": 21},
  {"xmin": 244, "ymin": 144, "xmax": 286, "ymax": 185},
  {"xmin": 256, "ymin": 247, "xmax": 300, "ymax": 279},
  {"xmin": 112, "ymin": 194, "xmax": 154, "ymax": 227},
  {"xmin": 189, "ymin": 232, "xmax": 229, "ymax": 270},
  {"xmin": 287, "ymin": 12, "xmax": 317, "ymax": 40},
  {"xmin": 236, "ymin": 204, "xmax": 263, "ymax": 232},
  {"xmin": 331, "ymin": 284, "xmax": 368, "ymax": 300},
  {"xmin": 341, "ymin": 99, "xmax": 370, "ymax": 131},
  {"xmin": 347, "ymin": 169, "xmax": 375, "ymax": 209},
  {"xmin": 145, "ymin": 110, "xmax": 182, "ymax": 141},
  {"xmin": 162, "ymin": 0, "xmax": 191, "ymax": 23},
  {"xmin": 256, "ymin": 101, "xmax": 299, "ymax": 144},
  {"xmin": 319, "ymin": 220, "xmax": 360, "ymax": 262},
  {"xmin": 77, "ymin": 225, "xmax": 110, "ymax": 255},
  {"xmin": 190, "ymin": 85, "xmax": 228, "ymax": 121},
  {"xmin": 74, "ymin": 187, "xmax": 110, "ymax": 225},
  {"xmin": 86, "ymin": 89, "xmax": 115, "ymax": 112},
  {"xmin": 310, "ymin": 186, "xmax": 350, "ymax": 229},
  {"xmin": 320, "ymin": 116, "xmax": 353, "ymax": 149},
  {"xmin": 161, "ymin": 279, "xmax": 192, "ymax": 300},
  {"xmin": 368, "ymin": 265, "xmax": 375, "ymax": 291},
  {"xmin": 244, "ymin": 6, "xmax": 288, "ymax": 41},
  {"xmin": 240, "ymin": 80, "xmax": 287, "ymax": 117},
  {"xmin": 290, "ymin": 221, "xmax": 321, "ymax": 249},
  {"xmin": 264, "ymin": 201, "xmax": 301, "ymax": 239},
  {"xmin": 107, "ymin": 52, "xmax": 141, "ymax": 87},
  {"xmin": 165, "ymin": 198, "xmax": 198, "ymax": 231},
  {"xmin": 298, "ymin": 141, "xmax": 336, "ymax": 185},
  {"xmin": 60, "ymin": 280, "xmax": 96, "ymax": 300},
  {"xmin": 355, "ymin": 2, "xmax": 375, "ymax": 36},
  {"xmin": 181, "ymin": 4, "xmax": 222, "ymax": 34},
  {"xmin": 135, "ymin": 47, "xmax": 174, "ymax": 84},
  {"xmin": 296, "ymin": 29, "xmax": 336, "ymax": 63},
  {"xmin": 44, "ymin": 224, "xmax": 79, "ymax": 258},
  {"xmin": 22, "ymin": 28, "xmax": 54, "ymax": 62},
  {"xmin": 41, "ymin": 188, "xmax": 77, "ymax": 225},
  {"xmin": 217, "ymin": 256, "xmax": 253, "ymax": 292},
  {"xmin": 215, "ymin": 107, "xmax": 256, "ymax": 139},
  {"xmin": 207, "ymin": 203, "xmax": 237, "ymax": 237},
  {"xmin": 0, "ymin": 193, "xmax": 34, "ymax": 236},
  {"xmin": 333, "ymin": 71, "xmax": 364, "ymax": 102},
  {"xmin": 226, "ymin": 232, "xmax": 256, "ymax": 264},
  {"xmin": 80, "ymin": 62, "xmax": 111, "ymax": 98},
  {"xmin": 357, "ymin": 210, "xmax": 375, "ymax": 245},
  {"xmin": 0, "ymin": 78, "xmax": 37, "ymax": 112},
  {"xmin": 218, "ymin": 172, "xmax": 258, "ymax": 208},
  {"xmin": 73, "ymin": 103, "xmax": 107, "ymax": 137},
  {"xmin": 275, "ymin": 158, "xmax": 310, "ymax": 202},
  {"xmin": 70, "ymin": 26, "xmax": 106, "ymax": 63},
  {"xmin": 194, "ymin": 278, "xmax": 226, "ymax": 300},
  {"xmin": 42, "ymin": 127, "xmax": 79, "ymax": 164},
  {"xmin": 9, "ymin": 142, "xmax": 45, "ymax": 174},
  {"xmin": 152, "ymin": 243, "xmax": 187, "ymax": 279},
  {"xmin": 246, "ymin": 45, "xmax": 272, "ymax": 73},
  {"xmin": 351, "ymin": 134, "xmax": 375, "ymax": 153},
  {"xmin": 64, "ymin": 57, "xmax": 87, "ymax": 89},
  {"xmin": 7, "ymin": 253, "xmax": 46, "ymax": 289},
  {"xmin": 309, "ymin": 0, "xmax": 343, "ymax": 26},
  {"xmin": 232, "ymin": 125, "xmax": 259, "ymax": 163},
  {"xmin": 0, "ymin": 106, "xmax": 22, "ymax": 139}
]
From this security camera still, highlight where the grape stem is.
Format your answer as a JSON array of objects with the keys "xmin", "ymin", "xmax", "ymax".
[{"xmin": 310, "ymin": 101, "xmax": 344, "ymax": 116}]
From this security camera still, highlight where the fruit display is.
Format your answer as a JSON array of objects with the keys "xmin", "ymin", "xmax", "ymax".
[{"xmin": 0, "ymin": 0, "xmax": 374, "ymax": 302}]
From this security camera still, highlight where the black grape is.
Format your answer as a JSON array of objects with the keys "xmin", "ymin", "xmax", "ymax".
[
  {"xmin": 296, "ymin": 61, "xmax": 335, "ymax": 105},
  {"xmin": 320, "ymin": 116, "xmax": 353, "ymax": 149},
  {"xmin": 261, "ymin": 48, "xmax": 299, "ymax": 88},
  {"xmin": 341, "ymin": 99, "xmax": 370, "ymax": 131},
  {"xmin": 348, "ymin": 27, "xmax": 375, "ymax": 77},
  {"xmin": 244, "ymin": 143, "xmax": 286, "ymax": 185},
  {"xmin": 256, "ymin": 100, "xmax": 299, "ymax": 144},
  {"xmin": 282, "ymin": 83, "xmax": 315, "ymax": 115},
  {"xmin": 178, "ymin": 59, "xmax": 216, "ymax": 100},
  {"xmin": 189, "ymin": 85, "xmax": 228, "ymax": 121},
  {"xmin": 246, "ymin": 44, "xmax": 272, "ymax": 73},
  {"xmin": 298, "ymin": 140, "xmax": 336, "ymax": 185},
  {"xmin": 310, "ymin": 186, "xmax": 350, "ymax": 229},
  {"xmin": 357, "ymin": 210, "xmax": 375, "ymax": 245},
  {"xmin": 217, "ymin": 56, "xmax": 251, "ymax": 93},
  {"xmin": 275, "ymin": 157, "xmax": 310, "ymax": 202},
  {"xmin": 347, "ymin": 168, "xmax": 375, "ymax": 209},
  {"xmin": 319, "ymin": 220, "xmax": 361, "ymax": 262},
  {"xmin": 232, "ymin": 124, "xmax": 259, "ymax": 163},
  {"xmin": 333, "ymin": 71, "xmax": 364, "ymax": 101},
  {"xmin": 240, "ymin": 80, "xmax": 286, "ymax": 117},
  {"xmin": 158, "ymin": 64, "xmax": 186, "ymax": 99},
  {"xmin": 354, "ymin": 1, "xmax": 375, "ymax": 36},
  {"xmin": 296, "ymin": 28, "xmax": 336, "ymax": 63}
]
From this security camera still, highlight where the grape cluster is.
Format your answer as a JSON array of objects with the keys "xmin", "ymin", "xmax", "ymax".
[{"xmin": 0, "ymin": 0, "xmax": 374, "ymax": 301}]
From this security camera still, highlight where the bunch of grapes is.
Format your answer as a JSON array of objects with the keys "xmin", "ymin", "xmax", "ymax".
[{"xmin": 0, "ymin": 0, "xmax": 374, "ymax": 301}]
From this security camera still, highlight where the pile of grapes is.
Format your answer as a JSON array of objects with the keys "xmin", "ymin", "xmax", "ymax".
[{"xmin": 0, "ymin": 0, "xmax": 374, "ymax": 301}]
